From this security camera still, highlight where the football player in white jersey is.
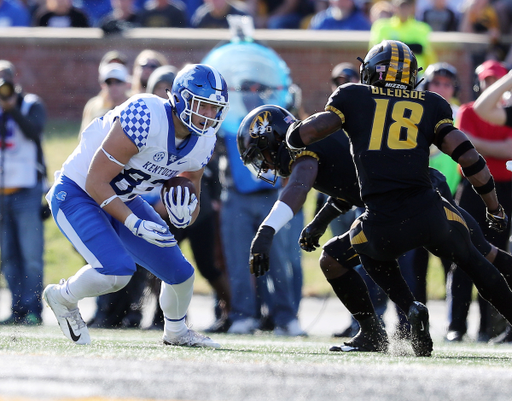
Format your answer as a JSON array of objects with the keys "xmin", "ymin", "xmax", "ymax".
[{"xmin": 42, "ymin": 64, "xmax": 229, "ymax": 347}]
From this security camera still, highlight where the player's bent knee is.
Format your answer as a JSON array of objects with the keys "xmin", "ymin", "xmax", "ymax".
[
  {"xmin": 320, "ymin": 251, "xmax": 349, "ymax": 279},
  {"xmin": 111, "ymin": 275, "xmax": 132, "ymax": 292}
]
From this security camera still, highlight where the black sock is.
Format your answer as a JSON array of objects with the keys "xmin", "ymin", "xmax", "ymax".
[{"xmin": 327, "ymin": 269, "xmax": 375, "ymax": 322}]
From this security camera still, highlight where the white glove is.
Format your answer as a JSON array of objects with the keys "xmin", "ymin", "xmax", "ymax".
[
  {"xmin": 124, "ymin": 213, "xmax": 176, "ymax": 247},
  {"xmin": 163, "ymin": 186, "xmax": 198, "ymax": 229},
  {"xmin": 506, "ymin": 160, "xmax": 512, "ymax": 172}
]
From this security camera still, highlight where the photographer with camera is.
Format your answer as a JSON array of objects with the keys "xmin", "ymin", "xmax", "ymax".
[{"xmin": 0, "ymin": 60, "xmax": 47, "ymax": 326}]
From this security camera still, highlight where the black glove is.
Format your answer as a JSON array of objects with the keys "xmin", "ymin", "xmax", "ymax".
[
  {"xmin": 299, "ymin": 197, "xmax": 350, "ymax": 252},
  {"xmin": 486, "ymin": 205, "xmax": 509, "ymax": 232},
  {"xmin": 249, "ymin": 225, "xmax": 275, "ymax": 277},
  {"xmin": 300, "ymin": 221, "xmax": 328, "ymax": 252}
]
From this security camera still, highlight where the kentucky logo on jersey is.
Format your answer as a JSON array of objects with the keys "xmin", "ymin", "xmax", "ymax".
[{"xmin": 167, "ymin": 153, "xmax": 186, "ymax": 165}]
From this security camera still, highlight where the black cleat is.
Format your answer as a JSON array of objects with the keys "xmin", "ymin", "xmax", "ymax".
[
  {"xmin": 330, "ymin": 317, "xmax": 389, "ymax": 353},
  {"xmin": 408, "ymin": 301, "xmax": 433, "ymax": 357}
]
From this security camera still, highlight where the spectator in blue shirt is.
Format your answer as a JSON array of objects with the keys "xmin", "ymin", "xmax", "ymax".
[
  {"xmin": 309, "ymin": 0, "xmax": 371, "ymax": 30},
  {"xmin": 0, "ymin": 0, "xmax": 31, "ymax": 26}
]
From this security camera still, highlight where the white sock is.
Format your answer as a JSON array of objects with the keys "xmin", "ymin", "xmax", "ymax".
[
  {"xmin": 60, "ymin": 264, "xmax": 131, "ymax": 305},
  {"xmin": 160, "ymin": 273, "xmax": 195, "ymax": 337}
]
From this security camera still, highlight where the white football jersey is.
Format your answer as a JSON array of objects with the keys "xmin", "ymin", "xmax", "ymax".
[{"xmin": 61, "ymin": 94, "xmax": 216, "ymax": 202}]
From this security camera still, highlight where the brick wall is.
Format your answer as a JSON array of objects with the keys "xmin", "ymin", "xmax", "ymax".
[{"xmin": 0, "ymin": 28, "xmax": 491, "ymax": 121}]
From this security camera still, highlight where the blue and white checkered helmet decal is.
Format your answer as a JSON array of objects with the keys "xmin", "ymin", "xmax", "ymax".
[{"xmin": 120, "ymin": 99, "xmax": 151, "ymax": 149}]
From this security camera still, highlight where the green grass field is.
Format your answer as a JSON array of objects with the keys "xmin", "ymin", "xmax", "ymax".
[{"xmin": 1, "ymin": 326, "xmax": 512, "ymax": 400}]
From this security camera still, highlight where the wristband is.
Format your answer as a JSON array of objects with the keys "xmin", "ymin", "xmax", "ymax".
[
  {"xmin": 124, "ymin": 213, "xmax": 140, "ymax": 231},
  {"xmin": 261, "ymin": 200, "xmax": 294, "ymax": 233},
  {"xmin": 100, "ymin": 194, "xmax": 119, "ymax": 208}
]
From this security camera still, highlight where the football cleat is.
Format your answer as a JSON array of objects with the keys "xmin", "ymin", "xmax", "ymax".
[
  {"xmin": 408, "ymin": 301, "xmax": 433, "ymax": 357},
  {"xmin": 43, "ymin": 280, "xmax": 91, "ymax": 345},
  {"xmin": 330, "ymin": 318, "xmax": 389, "ymax": 353},
  {"xmin": 163, "ymin": 329, "xmax": 220, "ymax": 349}
]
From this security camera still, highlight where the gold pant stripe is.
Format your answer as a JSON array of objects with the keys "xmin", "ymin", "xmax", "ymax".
[
  {"xmin": 444, "ymin": 206, "xmax": 468, "ymax": 230},
  {"xmin": 351, "ymin": 230, "xmax": 368, "ymax": 245}
]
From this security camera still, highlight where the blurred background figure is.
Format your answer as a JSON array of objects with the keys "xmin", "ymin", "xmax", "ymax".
[
  {"xmin": 138, "ymin": 0, "xmax": 188, "ymax": 27},
  {"xmin": 448, "ymin": 60, "xmax": 512, "ymax": 343},
  {"xmin": 0, "ymin": 60, "xmax": 47, "ymax": 326},
  {"xmin": 202, "ymin": 17, "xmax": 306, "ymax": 336},
  {"xmin": 246, "ymin": 0, "xmax": 311, "ymax": 29},
  {"xmin": 146, "ymin": 65, "xmax": 177, "ymax": 98},
  {"xmin": 98, "ymin": 49, "xmax": 129, "ymax": 71},
  {"xmin": 369, "ymin": 0, "xmax": 437, "ymax": 73},
  {"xmin": 80, "ymin": 62, "xmax": 130, "ymax": 132},
  {"xmin": 368, "ymin": 0, "xmax": 394, "ymax": 24},
  {"xmin": 191, "ymin": 0, "xmax": 249, "ymax": 28},
  {"xmin": 459, "ymin": 0, "xmax": 502, "ymax": 71},
  {"xmin": 99, "ymin": 0, "xmax": 140, "ymax": 34},
  {"xmin": 308, "ymin": 0, "xmax": 371, "ymax": 30},
  {"xmin": 0, "ymin": 0, "xmax": 31, "ymax": 26},
  {"xmin": 33, "ymin": 0, "xmax": 90, "ymax": 27},
  {"xmin": 130, "ymin": 49, "xmax": 168, "ymax": 95},
  {"xmin": 421, "ymin": 0, "xmax": 459, "ymax": 31}
]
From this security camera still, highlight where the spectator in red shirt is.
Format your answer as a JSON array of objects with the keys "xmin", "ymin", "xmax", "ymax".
[{"xmin": 446, "ymin": 60, "xmax": 512, "ymax": 344}]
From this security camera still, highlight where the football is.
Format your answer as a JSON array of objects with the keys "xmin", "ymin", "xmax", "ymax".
[{"xmin": 161, "ymin": 176, "xmax": 197, "ymax": 204}]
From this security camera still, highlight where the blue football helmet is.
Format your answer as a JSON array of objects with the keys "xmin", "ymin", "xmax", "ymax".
[{"xmin": 169, "ymin": 64, "xmax": 229, "ymax": 137}]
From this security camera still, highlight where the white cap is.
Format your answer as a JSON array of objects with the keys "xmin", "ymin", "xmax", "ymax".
[{"xmin": 99, "ymin": 62, "xmax": 128, "ymax": 83}]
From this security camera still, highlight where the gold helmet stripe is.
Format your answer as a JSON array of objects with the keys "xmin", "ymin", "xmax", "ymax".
[
  {"xmin": 400, "ymin": 42, "xmax": 411, "ymax": 85},
  {"xmin": 385, "ymin": 41, "xmax": 400, "ymax": 82}
]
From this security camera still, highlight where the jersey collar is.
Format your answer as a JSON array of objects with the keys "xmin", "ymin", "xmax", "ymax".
[{"xmin": 164, "ymin": 102, "xmax": 199, "ymax": 166}]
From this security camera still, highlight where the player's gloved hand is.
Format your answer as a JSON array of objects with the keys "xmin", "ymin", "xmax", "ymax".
[
  {"xmin": 486, "ymin": 204, "xmax": 509, "ymax": 232},
  {"xmin": 163, "ymin": 186, "xmax": 198, "ymax": 229},
  {"xmin": 249, "ymin": 225, "xmax": 275, "ymax": 277},
  {"xmin": 300, "ymin": 197, "xmax": 350, "ymax": 252},
  {"xmin": 299, "ymin": 220, "xmax": 328, "ymax": 252},
  {"xmin": 124, "ymin": 213, "xmax": 176, "ymax": 247}
]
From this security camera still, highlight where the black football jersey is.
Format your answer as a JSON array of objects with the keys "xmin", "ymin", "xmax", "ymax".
[
  {"xmin": 326, "ymin": 83, "xmax": 454, "ymax": 219},
  {"xmin": 277, "ymin": 130, "xmax": 364, "ymax": 208}
]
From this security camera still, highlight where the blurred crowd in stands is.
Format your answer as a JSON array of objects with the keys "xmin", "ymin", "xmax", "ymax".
[{"xmin": 1, "ymin": 0, "xmax": 511, "ymax": 67}]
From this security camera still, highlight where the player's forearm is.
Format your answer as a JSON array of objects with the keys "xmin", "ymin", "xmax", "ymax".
[
  {"xmin": 84, "ymin": 176, "xmax": 132, "ymax": 223},
  {"xmin": 459, "ymin": 152, "xmax": 500, "ymax": 211}
]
